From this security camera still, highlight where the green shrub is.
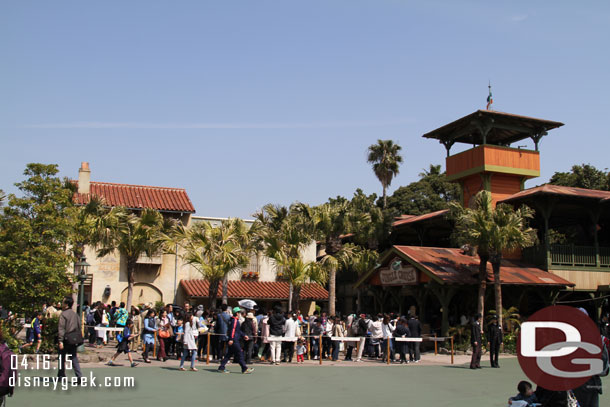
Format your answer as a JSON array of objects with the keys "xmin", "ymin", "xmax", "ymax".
[{"xmin": 0, "ymin": 320, "xmax": 21, "ymax": 353}]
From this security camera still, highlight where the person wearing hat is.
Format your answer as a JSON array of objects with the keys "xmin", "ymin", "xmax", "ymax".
[
  {"xmin": 218, "ymin": 307, "xmax": 254, "ymax": 374},
  {"xmin": 241, "ymin": 311, "xmax": 257, "ymax": 364},
  {"xmin": 487, "ymin": 314, "xmax": 503, "ymax": 368}
]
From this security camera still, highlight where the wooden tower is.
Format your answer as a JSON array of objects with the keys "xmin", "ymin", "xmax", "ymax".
[{"xmin": 423, "ymin": 110, "xmax": 563, "ymax": 207}]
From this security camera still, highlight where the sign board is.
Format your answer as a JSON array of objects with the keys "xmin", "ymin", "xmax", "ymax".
[{"xmin": 378, "ymin": 257, "xmax": 418, "ymax": 285}]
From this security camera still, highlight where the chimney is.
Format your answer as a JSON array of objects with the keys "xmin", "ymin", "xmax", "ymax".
[{"xmin": 78, "ymin": 162, "xmax": 91, "ymax": 194}]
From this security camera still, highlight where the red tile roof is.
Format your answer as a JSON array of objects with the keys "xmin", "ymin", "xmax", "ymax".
[
  {"xmin": 499, "ymin": 184, "xmax": 610, "ymax": 203},
  {"xmin": 73, "ymin": 181, "xmax": 195, "ymax": 213},
  {"xmin": 180, "ymin": 280, "xmax": 329, "ymax": 301},
  {"xmin": 394, "ymin": 246, "xmax": 574, "ymax": 286},
  {"xmin": 392, "ymin": 209, "xmax": 449, "ymax": 227}
]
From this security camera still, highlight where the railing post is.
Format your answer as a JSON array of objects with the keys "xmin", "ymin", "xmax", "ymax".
[
  {"xmin": 386, "ymin": 338, "xmax": 390, "ymax": 365},
  {"xmin": 153, "ymin": 331, "xmax": 157, "ymax": 359},
  {"xmin": 206, "ymin": 332, "xmax": 211, "ymax": 365},
  {"xmin": 434, "ymin": 333, "xmax": 438, "ymax": 355},
  {"xmin": 319, "ymin": 334, "xmax": 323, "ymax": 365},
  {"xmin": 450, "ymin": 336, "xmax": 454, "ymax": 365},
  {"xmin": 307, "ymin": 324, "xmax": 311, "ymax": 360}
]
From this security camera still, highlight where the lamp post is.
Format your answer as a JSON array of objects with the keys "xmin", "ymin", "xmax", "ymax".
[{"xmin": 74, "ymin": 257, "xmax": 90, "ymax": 351}]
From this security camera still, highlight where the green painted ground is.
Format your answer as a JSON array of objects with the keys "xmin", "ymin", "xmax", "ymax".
[{"xmin": 10, "ymin": 359, "xmax": 607, "ymax": 407}]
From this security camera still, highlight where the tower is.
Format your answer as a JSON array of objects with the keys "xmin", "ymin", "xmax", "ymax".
[{"xmin": 423, "ymin": 110, "xmax": 563, "ymax": 207}]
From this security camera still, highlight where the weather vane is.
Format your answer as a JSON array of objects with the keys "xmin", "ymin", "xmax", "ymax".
[{"xmin": 486, "ymin": 81, "xmax": 493, "ymax": 110}]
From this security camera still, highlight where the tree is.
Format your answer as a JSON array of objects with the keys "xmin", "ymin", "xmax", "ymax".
[
  {"xmin": 89, "ymin": 207, "xmax": 174, "ymax": 309},
  {"xmin": 0, "ymin": 164, "xmax": 74, "ymax": 313},
  {"xmin": 386, "ymin": 164, "xmax": 460, "ymax": 216},
  {"xmin": 549, "ymin": 163, "xmax": 609, "ymax": 191},
  {"xmin": 252, "ymin": 204, "xmax": 314, "ymax": 310},
  {"xmin": 295, "ymin": 201, "xmax": 358, "ymax": 315},
  {"xmin": 367, "ymin": 139, "xmax": 403, "ymax": 208},
  {"xmin": 348, "ymin": 189, "xmax": 393, "ymax": 251},
  {"xmin": 171, "ymin": 218, "xmax": 251, "ymax": 308},
  {"xmin": 450, "ymin": 191, "xmax": 536, "ymax": 328}
]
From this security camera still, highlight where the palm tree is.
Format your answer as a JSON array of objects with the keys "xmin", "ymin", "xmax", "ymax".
[
  {"xmin": 367, "ymin": 139, "xmax": 403, "ymax": 208},
  {"xmin": 295, "ymin": 201, "xmax": 359, "ymax": 315},
  {"xmin": 171, "ymin": 218, "xmax": 251, "ymax": 308},
  {"xmin": 89, "ymin": 207, "xmax": 174, "ymax": 309},
  {"xmin": 252, "ymin": 204, "xmax": 313, "ymax": 310},
  {"xmin": 450, "ymin": 191, "xmax": 536, "ymax": 327},
  {"xmin": 488, "ymin": 202, "xmax": 536, "ymax": 328}
]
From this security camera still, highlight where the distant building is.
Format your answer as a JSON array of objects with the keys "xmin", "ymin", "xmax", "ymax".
[
  {"xmin": 72, "ymin": 164, "xmax": 327, "ymax": 313},
  {"xmin": 353, "ymin": 110, "xmax": 610, "ymax": 335}
]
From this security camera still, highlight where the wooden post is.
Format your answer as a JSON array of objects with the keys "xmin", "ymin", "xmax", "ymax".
[
  {"xmin": 450, "ymin": 336, "xmax": 454, "ymax": 365},
  {"xmin": 319, "ymin": 334, "xmax": 323, "ymax": 365},
  {"xmin": 81, "ymin": 313, "xmax": 85, "ymax": 337},
  {"xmin": 434, "ymin": 333, "xmax": 438, "ymax": 355},
  {"xmin": 386, "ymin": 338, "xmax": 390, "ymax": 365},
  {"xmin": 206, "ymin": 332, "xmax": 211, "ymax": 365},
  {"xmin": 153, "ymin": 331, "xmax": 157, "ymax": 359},
  {"xmin": 307, "ymin": 324, "xmax": 311, "ymax": 360}
]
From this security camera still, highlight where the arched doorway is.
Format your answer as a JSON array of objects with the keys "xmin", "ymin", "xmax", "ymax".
[{"xmin": 121, "ymin": 283, "xmax": 163, "ymax": 306}]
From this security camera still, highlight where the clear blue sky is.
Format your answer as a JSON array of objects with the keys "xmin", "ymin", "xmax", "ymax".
[{"xmin": 1, "ymin": 1, "xmax": 609, "ymax": 218}]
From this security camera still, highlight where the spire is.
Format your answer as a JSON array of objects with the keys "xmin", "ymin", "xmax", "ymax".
[{"xmin": 486, "ymin": 81, "xmax": 493, "ymax": 110}]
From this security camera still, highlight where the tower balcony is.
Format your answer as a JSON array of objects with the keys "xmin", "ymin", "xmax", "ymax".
[{"xmin": 446, "ymin": 144, "xmax": 540, "ymax": 182}]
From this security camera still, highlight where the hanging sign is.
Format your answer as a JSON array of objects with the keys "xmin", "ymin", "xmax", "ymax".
[{"xmin": 378, "ymin": 257, "xmax": 418, "ymax": 285}]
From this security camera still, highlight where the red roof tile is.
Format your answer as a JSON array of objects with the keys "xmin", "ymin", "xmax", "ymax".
[
  {"xmin": 392, "ymin": 209, "xmax": 449, "ymax": 227},
  {"xmin": 73, "ymin": 181, "xmax": 195, "ymax": 213},
  {"xmin": 500, "ymin": 184, "xmax": 610, "ymax": 203},
  {"xmin": 180, "ymin": 280, "xmax": 329, "ymax": 301},
  {"xmin": 394, "ymin": 246, "xmax": 574, "ymax": 286}
]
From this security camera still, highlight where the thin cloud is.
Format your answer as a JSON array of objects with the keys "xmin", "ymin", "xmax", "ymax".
[
  {"xmin": 509, "ymin": 14, "xmax": 529, "ymax": 22},
  {"xmin": 23, "ymin": 119, "xmax": 415, "ymax": 130}
]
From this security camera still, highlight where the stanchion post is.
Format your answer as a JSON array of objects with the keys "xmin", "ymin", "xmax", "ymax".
[
  {"xmin": 206, "ymin": 332, "xmax": 211, "ymax": 365},
  {"xmin": 153, "ymin": 331, "xmax": 157, "ymax": 359},
  {"xmin": 450, "ymin": 336, "xmax": 454, "ymax": 365},
  {"xmin": 434, "ymin": 333, "xmax": 438, "ymax": 356},
  {"xmin": 319, "ymin": 334, "xmax": 323, "ymax": 365},
  {"xmin": 307, "ymin": 325, "xmax": 311, "ymax": 360},
  {"xmin": 386, "ymin": 338, "xmax": 390, "ymax": 365}
]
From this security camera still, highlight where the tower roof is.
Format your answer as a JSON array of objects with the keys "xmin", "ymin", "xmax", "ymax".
[{"xmin": 422, "ymin": 110, "xmax": 563, "ymax": 147}]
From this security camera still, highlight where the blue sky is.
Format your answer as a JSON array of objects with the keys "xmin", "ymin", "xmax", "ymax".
[{"xmin": 1, "ymin": 1, "xmax": 609, "ymax": 218}]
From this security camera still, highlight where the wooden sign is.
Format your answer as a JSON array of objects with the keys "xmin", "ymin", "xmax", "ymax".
[{"xmin": 379, "ymin": 258, "xmax": 417, "ymax": 285}]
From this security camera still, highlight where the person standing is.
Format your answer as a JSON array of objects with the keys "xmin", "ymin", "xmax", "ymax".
[
  {"xmin": 179, "ymin": 312, "xmax": 199, "ymax": 371},
  {"xmin": 217, "ymin": 304, "xmax": 231, "ymax": 359},
  {"xmin": 407, "ymin": 314, "xmax": 422, "ymax": 363},
  {"xmin": 156, "ymin": 310, "xmax": 171, "ymax": 362},
  {"xmin": 142, "ymin": 310, "xmax": 157, "ymax": 363},
  {"xmin": 470, "ymin": 313, "xmax": 482, "ymax": 369},
  {"xmin": 0, "ymin": 330, "xmax": 16, "ymax": 407},
  {"xmin": 57, "ymin": 297, "xmax": 83, "ymax": 380},
  {"xmin": 268, "ymin": 307, "xmax": 286, "ymax": 365},
  {"xmin": 381, "ymin": 315, "xmax": 395, "ymax": 362},
  {"xmin": 241, "ymin": 312, "xmax": 257, "ymax": 364},
  {"xmin": 487, "ymin": 315, "xmax": 503, "ymax": 368},
  {"xmin": 331, "ymin": 316, "xmax": 345, "ymax": 361},
  {"xmin": 394, "ymin": 317, "xmax": 411, "ymax": 364},
  {"xmin": 129, "ymin": 307, "xmax": 142, "ymax": 352},
  {"xmin": 217, "ymin": 307, "xmax": 254, "ymax": 374},
  {"xmin": 355, "ymin": 314, "xmax": 370, "ymax": 362},
  {"xmin": 282, "ymin": 313, "xmax": 298, "ymax": 363}
]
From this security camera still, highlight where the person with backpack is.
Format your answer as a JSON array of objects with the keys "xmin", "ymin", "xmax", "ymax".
[
  {"xmin": 57, "ymin": 297, "xmax": 83, "ymax": 380},
  {"xmin": 20, "ymin": 311, "xmax": 42, "ymax": 354},
  {"xmin": 407, "ymin": 314, "xmax": 422, "ymax": 363},
  {"xmin": 394, "ymin": 317, "xmax": 411, "ymax": 364},
  {"xmin": 241, "ymin": 312, "xmax": 257, "ymax": 364},
  {"xmin": 106, "ymin": 319, "xmax": 138, "ymax": 368},
  {"xmin": 0, "ymin": 330, "xmax": 16, "ymax": 406},
  {"xmin": 268, "ymin": 306, "xmax": 286, "ymax": 365}
]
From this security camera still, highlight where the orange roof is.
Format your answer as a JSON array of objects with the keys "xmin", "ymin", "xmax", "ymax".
[
  {"xmin": 394, "ymin": 246, "xmax": 574, "ymax": 286},
  {"xmin": 500, "ymin": 184, "xmax": 610, "ymax": 203},
  {"xmin": 73, "ymin": 181, "xmax": 195, "ymax": 213},
  {"xmin": 180, "ymin": 280, "xmax": 329, "ymax": 301},
  {"xmin": 392, "ymin": 209, "xmax": 449, "ymax": 227}
]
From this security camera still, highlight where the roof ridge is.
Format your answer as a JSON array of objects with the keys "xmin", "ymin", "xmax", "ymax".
[{"xmin": 70, "ymin": 179, "xmax": 187, "ymax": 191}]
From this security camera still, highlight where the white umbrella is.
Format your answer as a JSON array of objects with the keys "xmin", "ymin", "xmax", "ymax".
[{"xmin": 238, "ymin": 299, "xmax": 257, "ymax": 310}]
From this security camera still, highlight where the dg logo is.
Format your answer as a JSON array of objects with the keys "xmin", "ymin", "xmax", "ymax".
[{"xmin": 517, "ymin": 305, "xmax": 603, "ymax": 391}]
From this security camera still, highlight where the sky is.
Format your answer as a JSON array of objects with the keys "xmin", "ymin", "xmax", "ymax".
[{"xmin": 1, "ymin": 1, "xmax": 609, "ymax": 218}]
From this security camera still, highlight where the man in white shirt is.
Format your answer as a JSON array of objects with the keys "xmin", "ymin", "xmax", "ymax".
[{"xmin": 281, "ymin": 313, "xmax": 298, "ymax": 363}]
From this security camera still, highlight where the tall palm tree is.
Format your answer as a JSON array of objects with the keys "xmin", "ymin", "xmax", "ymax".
[
  {"xmin": 367, "ymin": 139, "xmax": 404, "ymax": 208},
  {"xmin": 252, "ymin": 204, "xmax": 313, "ymax": 310},
  {"xmin": 171, "ymin": 218, "xmax": 251, "ymax": 308},
  {"xmin": 450, "ymin": 191, "xmax": 536, "ymax": 327},
  {"xmin": 90, "ymin": 207, "xmax": 174, "ymax": 309},
  {"xmin": 295, "ymin": 201, "xmax": 358, "ymax": 315}
]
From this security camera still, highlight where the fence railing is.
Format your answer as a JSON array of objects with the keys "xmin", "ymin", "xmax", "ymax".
[{"xmin": 522, "ymin": 244, "xmax": 610, "ymax": 269}]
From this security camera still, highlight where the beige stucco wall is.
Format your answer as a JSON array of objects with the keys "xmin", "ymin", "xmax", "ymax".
[{"xmin": 82, "ymin": 215, "xmax": 318, "ymax": 306}]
